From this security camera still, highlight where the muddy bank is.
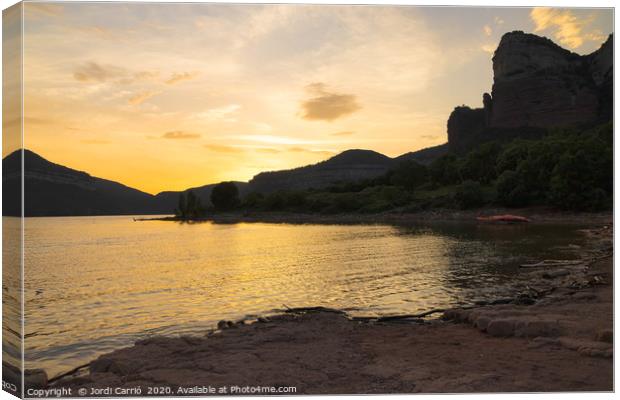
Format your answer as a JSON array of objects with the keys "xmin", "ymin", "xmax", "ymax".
[
  {"xmin": 139, "ymin": 208, "xmax": 612, "ymax": 226},
  {"xmin": 43, "ymin": 226, "xmax": 612, "ymax": 395}
]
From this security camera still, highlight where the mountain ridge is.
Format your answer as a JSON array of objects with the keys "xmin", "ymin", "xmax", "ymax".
[{"xmin": 2, "ymin": 146, "xmax": 440, "ymax": 216}]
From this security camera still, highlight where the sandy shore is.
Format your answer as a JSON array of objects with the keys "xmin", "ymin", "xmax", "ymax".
[{"xmin": 39, "ymin": 224, "xmax": 612, "ymax": 395}]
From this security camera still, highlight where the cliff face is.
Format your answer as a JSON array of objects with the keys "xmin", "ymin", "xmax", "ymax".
[{"xmin": 448, "ymin": 31, "xmax": 613, "ymax": 153}]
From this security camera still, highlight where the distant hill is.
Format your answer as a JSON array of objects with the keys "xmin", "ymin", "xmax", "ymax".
[
  {"xmin": 2, "ymin": 150, "xmax": 249, "ymax": 217},
  {"xmin": 393, "ymin": 143, "xmax": 448, "ymax": 165},
  {"xmin": 3, "ymin": 150, "xmax": 159, "ymax": 217},
  {"xmin": 3, "ymin": 146, "xmax": 447, "ymax": 216},
  {"xmin": 247, "ymin": 146, "xmax": 447, "ymax": 193}
]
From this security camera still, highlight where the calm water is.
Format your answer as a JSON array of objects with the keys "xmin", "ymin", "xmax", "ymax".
[{"xmin": 4, "ymin": 216, "xmax": 586, "ymax": 377}]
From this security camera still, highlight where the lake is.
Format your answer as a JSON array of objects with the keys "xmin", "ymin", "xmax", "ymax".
[{"xmin": 3, "ymin": 216, "xmax": 585, "ymax": 378}]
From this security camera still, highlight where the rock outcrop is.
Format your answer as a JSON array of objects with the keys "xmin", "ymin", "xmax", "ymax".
[{"xmin": 448, "ymin": 31, "xmax": 613, "ymax": 154}]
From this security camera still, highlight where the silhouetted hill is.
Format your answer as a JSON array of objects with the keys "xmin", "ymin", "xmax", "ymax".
[
  {"xmin": 394, "ymin": 143, "xmax": 448, "ymax": 165},
  {"xmin": 2, "ymin": 146, "xmax": 445, "ymax": 216},
  {"xmin": 2, "ymin": 150, "xmax": 249, "ymax": 217},
  {"xmin": 247, "ymin": 147, "xmax": 446, "ymax": 193},
  {"xmin": 3, "ymin": 150, "xmax": 159, "ymax": 217}
]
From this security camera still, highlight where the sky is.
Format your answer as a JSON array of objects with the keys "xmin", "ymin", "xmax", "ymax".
[{"xmin": 5, "ymin": 3, "xmax": 614, "ymax": 194}]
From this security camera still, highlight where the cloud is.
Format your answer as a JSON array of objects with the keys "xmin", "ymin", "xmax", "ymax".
[
  {"xmin": 195, "ymin": 104, "xmax": 241, "ymax": 122},
  {"xmin": 494, "ymin": 17, "xmax": 505, "ymax": 25},
  {"xmin": 128, "ymin": 90, "xmax": 161, "ymax": 105},
  {"xmin": 162, "ymin": 131, "xmax": 200, "ymax": 139},
  {"xmin": 74, "ymin": 62, "xmax": 159, "ymax": 85},
  {"xmin": 530, "ymin": 7, "xmax": 599, "ymax": 49},
  {"xmin": 74, "ymin": 62, "xmax": 126, "ymax": 83},
  {"xmin": 481, "ymin": 44, "xmax": 497, "ymax": 54},
  {"xmin": 165, "ymin": 72, "xmax": 200, "ymax": 85},
  {"xmin": 300, "ymin": 83, "xmax": 361, "ymax": 121},
  {"xmin": 329, "ymin": 131, "xmax": 354, "ymax": 136},
  {"xmin": 483, "ymin": 25, "xmax": 492, "ymax": 36},
  {"xmin": 255, "ymin": 147, "xmax": 281, "ymax": 154},
  {"xmin": 288, "ymin": 147, "xmax": 335, "ymax": 156},
  {"xmin": 204, "ymin": 144, "xmax": 243, "ymax": 153}
]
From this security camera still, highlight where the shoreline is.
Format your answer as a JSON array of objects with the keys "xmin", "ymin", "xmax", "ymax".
[
  {"xmin": 37, "ymin": 223, "xmax": 614, "ymax": 394},
  {"xmin": 137, "ymin": 208, "xmax": 613, "ymax": 226}
]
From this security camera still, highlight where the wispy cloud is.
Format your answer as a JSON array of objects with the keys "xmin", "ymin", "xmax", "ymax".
[
  {"xmin": 165, "ymin": 71, "xmax": 200, "ymax": 85},
  {"xmin": 483, "ymin": 25, "xmax": 492, "ymax": 36},
  {"xmin": 288, "ymin": 147, "xmax": 335, "ymax": 156},
  {"xmin": 195, "ymin": 104, "xmax": 241, "ymax": 122},
  {"xmin": 481, "ymin": 44, "xmax": 496, "ymax": 54},
  {"xmin": 329, "ymin": 131, "xmax": 354, "ymax": 136},
  {"xmin": 74, "ymin": 61, "xmax": 159, "ymax": 85},
  {"xmin": 300, "ymin": 83, "xmax": 361, "ymax": 122},
  {"xmin": 530, "ymin": 7, "xmax": 600, "ymax": 49},
  {"xmin": 128, "ymin": 90, "xmax": 160, "ymax": 105},
  {"xmin": 74, "ymin": 62, "xmax": 126, "ymax": 83},
  {"xmin": 162, "ymin": 131, "xmax": 200, "ymax": 139}
]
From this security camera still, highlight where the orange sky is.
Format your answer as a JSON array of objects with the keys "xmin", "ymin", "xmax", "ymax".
[{"xmin": 4, "ymin": 3, "xmax": 613, "ymax": 194}]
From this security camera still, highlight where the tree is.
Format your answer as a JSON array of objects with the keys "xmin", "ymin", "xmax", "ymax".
[
  {"xmin": 454, "ymin": 180, "xmax": 485, "ymax": 209},
  {"xmin": 496, "ymin": 170, "xmax": 530, "ymax": 207},
  {"xmin": 389, "ymin": 160, "xmax": 429, "ymax": 191},
  {"xmin": 429, "ymin": 154, "xmax": 460, "ymax": 185},
  {"xmin": 210, "ymin": 182, "xmax": 240, "ymax": 211},
  {"xmin": 460, "ymin": 142, "xmax": 501, "ymax": 183},
  {"xmin": 175, "ymin": 190, "xmax": 205, "ymax": 219}
]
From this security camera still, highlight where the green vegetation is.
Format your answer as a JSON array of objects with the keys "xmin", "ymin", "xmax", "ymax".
[
  {"xmin": 210, "ymin": 181, "xmax": 241, "ymax": 211},
  {"xmin": 175, "ymin": 190, "xmax": 205, "ymax": 219},
  {"xmin": 231, "ymin": 122, "xmax": 612, "ymax": 215}
]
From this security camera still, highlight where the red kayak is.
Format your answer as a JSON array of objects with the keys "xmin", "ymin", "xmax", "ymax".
[{"xmin": 476, "ymin": 214, "xmax": 531, "ymax": 223}]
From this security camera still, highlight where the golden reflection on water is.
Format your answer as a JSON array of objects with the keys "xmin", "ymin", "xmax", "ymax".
[{"xmin": 20, "ymin": 216, "xmax": 583, "ymax": 377}]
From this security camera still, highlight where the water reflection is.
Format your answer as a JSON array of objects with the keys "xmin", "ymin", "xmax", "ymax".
[{"xmin": 20, "ymin": 216, "xmax": 584, "ymax": 377}]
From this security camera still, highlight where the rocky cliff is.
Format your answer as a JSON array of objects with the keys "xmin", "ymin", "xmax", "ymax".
[{"xmin": 448, "ymin": 31, "xmax": 613, "ymax": 154}]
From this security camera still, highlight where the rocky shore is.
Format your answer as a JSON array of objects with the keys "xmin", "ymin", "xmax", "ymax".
[{"xmin": 40, "ymin": 224, "xmax": 613, "ymax": 395}]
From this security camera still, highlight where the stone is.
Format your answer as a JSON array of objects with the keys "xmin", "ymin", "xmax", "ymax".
[
  {"xmin": 596, "ymin": 329, "xmax": 613, "ymax": 343},
  {"xmin": 486, "ymin": 319, "xmax": 515, "ymax": 337},
  {"xmin": 542, "ymin": 269, "xmax": 570, "ymax": 279},
  {"xmin": 90, "ymin": 358, "xmax": 134, "ymax": 376},
  {"xmin": 474, "ymin": 316, "xmax": 491, "ymax": 331},
  {"xmin": 514, "ymin": 319, "xmax": 560, "ymax": 338}
]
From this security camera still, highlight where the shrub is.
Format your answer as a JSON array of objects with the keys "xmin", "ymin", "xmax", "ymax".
[
  {"xmin": 454, "ymin": 180, "xmax": 485, "ymax": 209},
  {"xmin": 210, "ymin": 182, "xmax": 240, "ymax": 211}
]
